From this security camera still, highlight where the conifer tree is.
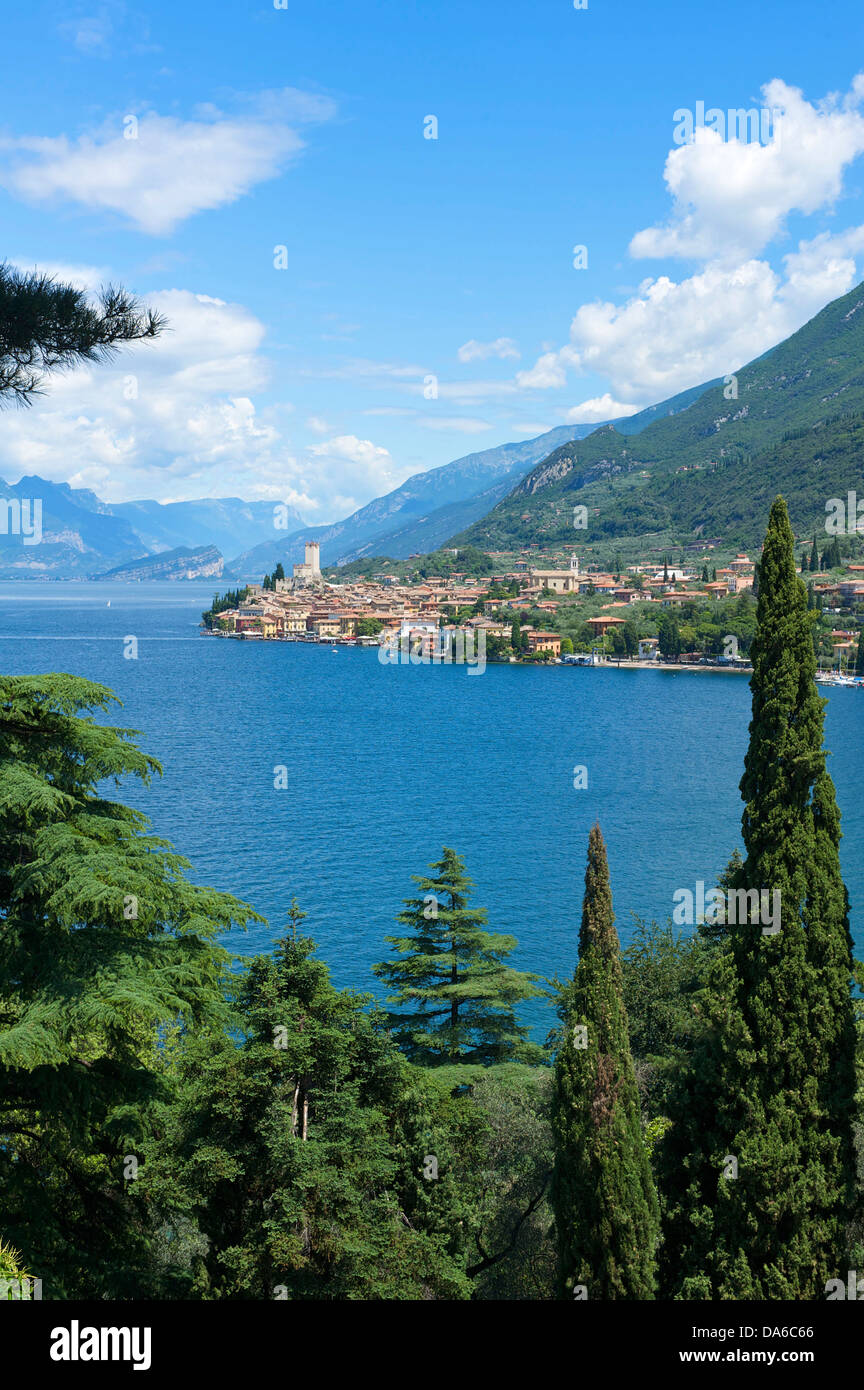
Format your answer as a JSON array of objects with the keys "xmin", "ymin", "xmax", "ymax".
[
  {"xmin": 551, "ymin": 824, "xmax": 660, "ymax": 1299},
  {"xmin": 373, "ymin": 847, "xmax": 544, "ymax": 1066},
  {"xmin": 0, "ymin": 263, "xmax": 163, "ymax": 406},
  {"xmin": 857, "ymin": 635, "xmax": 864, "ymax": 677},
  {"xmin": 144, "ymin": 930, "xmax": 471, "ymax": 1299},
  {"xmin": 661, "ymin": 498, "xmax": 857, "ymax": 1298},
  {"xmin": 810, "ymin": 534, "xmax": 820, "ymax": 572},
  {"xmin": 0, "ymin": 674, "xmax": 256, "ymax": 1295}
]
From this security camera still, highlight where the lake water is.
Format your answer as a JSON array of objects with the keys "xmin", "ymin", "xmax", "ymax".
[{"xmin": 2, "ymin": 581, "xmax": 863, "ymax": 1032}]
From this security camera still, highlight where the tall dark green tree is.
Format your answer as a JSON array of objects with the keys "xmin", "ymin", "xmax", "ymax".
[
  {"xmin": 658, "ymin": 612, "xmax": 681, "ymax": 659},
  {"xmin": 661, "ymin": 497, "xmax": 857, "ymax": 1298},
  {"xmin": 551, "ymin": 824, "xmax": 660, "ymax": 1300},
  {"xmin": 856, "ymin": 635, "xmax": 864, "ymax": 676},
  {"xmin": 143, "ymin": 931, "xmax": 471, "ymax": 1300},
  {"xmin": 373, "ymin": 848, "xmax": 544, "ymax": 1066},
  {"xmin": 0, "ymin": 674, "xmax": 256, "ymax": 1296},
  {"xmin": 809, "ymin": 533, "xmax": 820, "ymax": 572}
]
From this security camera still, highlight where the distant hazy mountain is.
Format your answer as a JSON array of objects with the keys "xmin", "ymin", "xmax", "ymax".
[
  {"xmin": 94, "ymin": 545, "xmax": 224, "ymax": 582},
  {"xmin": 0, "ymin": 476, "xmax": 304, "ymax": 579},
  {"xmin": 0, "ymin": 475, "xmax": 144, "ymax": 579},
  {"xmin": 110, "ymin": 497, "xmax": 304, "ymax": 560},
  {"xmin": 0, "ymin": 377, "xmax": 715, "ymax": 581},
  {"xmin": 226, "ymin": 426, "xmax": 603, "ymax": 577}
]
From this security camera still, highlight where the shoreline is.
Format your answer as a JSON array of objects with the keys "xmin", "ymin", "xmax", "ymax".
[{"xmin": 204, "ymin": 629, "xmax": 755, "ymax": 675}]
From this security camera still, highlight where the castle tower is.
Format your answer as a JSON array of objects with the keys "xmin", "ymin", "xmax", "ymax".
[{"xmin": 305, "ymin": 541, "xmax": 320, "ymax": 575}]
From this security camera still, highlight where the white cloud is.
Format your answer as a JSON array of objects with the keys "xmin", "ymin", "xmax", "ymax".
[
  {"xmin": 630, "ymin": 77, "xmax": 864, "ymax": 264},
  {"xmin": 564, "ymin": 394, "xmax": 640, "ymax": 423},
  {"xmin": 432, "ymin": 379, "xmax": 518, "ymax": 404},
  {"xmin": 507, "ymin": 422, "xmax": 555, "ymax": 436},
  {"xmin": 512, "ymin": 74, "xmax": 864, "ymax": 406},
  {"xmin": 515, "ymin": 352, "xmax": 572, "ymax": 390},
  {"xmin": 305, "ymin": 415, "xmax": 332, "ymax": 434},
  {"xmin": 0, "ymin": 89, "xmax": 336, "ymax": 235},
  {"xmin": 457, "ymin": 337, "xmax": 520, "ymax": 362},
  {"xmin": 0, "ymin": 280, "xmax": 322, "ymax": 511},
  {"xmin": 308, "ymin": 434, "xmax": 397, "ymax": 498},
  {"xmin": 538, "ymin": 233, "xmax": 864, "ymax": 403}
]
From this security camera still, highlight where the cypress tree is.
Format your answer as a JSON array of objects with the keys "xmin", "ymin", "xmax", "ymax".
[
  {"xmin": 551, "ymin": 824, "xmax": 660, "ymax": 1299},
  {"xmin": 662, "ymin": 497, "xmax": 857, "ymax": 1298},
  {"xmin": 856, "ymin": 636, "xmax": 864, "ymax": 677},
  {"xmin": 809, "ymin": 534, "xmax": 820, "ymax": 573}
]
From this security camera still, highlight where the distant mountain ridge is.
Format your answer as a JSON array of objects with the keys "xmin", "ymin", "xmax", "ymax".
[
  {"xmin": 226, "ymin": 382, "xmax": 716, "ymax": 581},
  {"xmin": 0, "ymin": 476, "xmax": 303, "ymax": 580},
  {"xmin": 0, "ymin": 371, "xmax": 720, "ymax": 582},
  {"xmin": 94, "ymin": 545, "xmax": 224, "ymax": 582}
]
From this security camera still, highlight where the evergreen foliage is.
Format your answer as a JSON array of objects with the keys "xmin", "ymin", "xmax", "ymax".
[
  {"xmin": 0, "ymin": 674, "xmax": 257, "ymax": 1296},
  {"xmin": 373, "ymin": 848, "xmax": 545, "ymax": 1066},
  {"xmin": 0, "ymin": 263, "xmax": 164, "ymax": 406},
  {"xmin": 551, "ymin": 825, "xmax": 660, "ymax": 1299},
  {"xmin": 659, "ymin": 497, "xmax": 857, "ymax": 1298}
]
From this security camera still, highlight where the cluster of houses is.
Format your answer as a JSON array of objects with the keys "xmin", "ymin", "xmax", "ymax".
[
  {"xmin": 202, "ymin": 538, "xmax": 864, "ymax": 673},
  {"xmin": 207, "ymin": 544, "xmax": 763, "ymax": 657}
]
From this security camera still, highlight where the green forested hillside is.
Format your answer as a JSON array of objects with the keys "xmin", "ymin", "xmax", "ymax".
[{"xmin": 456, "ymin": 282, "xmax": 864, "ymax": 550}]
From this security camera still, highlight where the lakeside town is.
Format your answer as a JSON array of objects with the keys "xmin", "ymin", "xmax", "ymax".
[{"xmin": 202, "ymin": 538, "xmax": 864, "ymax": 681}]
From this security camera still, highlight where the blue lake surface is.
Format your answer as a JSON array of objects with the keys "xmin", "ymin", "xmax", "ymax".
[{"xmin": 2, "ymin": 581, "xmax": 863, "ymax": 1032}]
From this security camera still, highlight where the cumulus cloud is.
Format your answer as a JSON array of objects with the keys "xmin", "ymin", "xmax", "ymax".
[
  {"xmin": 515, "ymin": 352, "xmax": 572, "ymax": 390},
  {"xmin": 0, "ymin": 89, "xmax": 336, "ymax": 235},
  {"xmin": 457, "ymin": 337, "xmax": 520, "ymax": 362},
  {"xmin": 522, "ymin": 229, "xmax": 864, "ymax": 404},
  {"xmin": 308, "ymin": 434, "xmax": 397, "ymax": 498},
  {"xmin": 0, "ymin": 278, "xmax": 322, "ymax": 511},
  {"xmin": 512, "ymin": 74, "xmax": 864, "ymax": 406},
  {"xmin": 630, "ymin": 77, "xmax": 864, "ymax": 264},
  {"xmin": 564, "ymin": 395, "xmax": 640, "ymax": 423}
]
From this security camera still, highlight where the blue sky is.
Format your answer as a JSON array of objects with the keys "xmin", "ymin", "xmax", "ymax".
[{"xmin": 3, "ymin": 0, "xmax": 864, "ymax": 521}]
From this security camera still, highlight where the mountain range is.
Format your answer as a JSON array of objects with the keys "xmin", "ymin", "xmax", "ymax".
[
  {"xmin": 0, "ymin": 478, "xmax": 304, "ymax": 580},
  {"xmin": 4, "ymin": 278, "xmax": 864, "ymax": 580},
  {"xmin": 226, "ymin": 380, "xmax": 717, "ymax": 580}
]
